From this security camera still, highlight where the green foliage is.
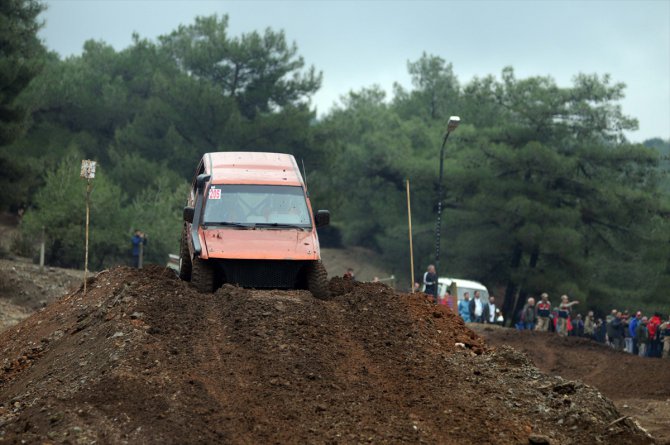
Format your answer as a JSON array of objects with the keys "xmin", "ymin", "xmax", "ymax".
[
  {"xmin": 0, "ymin": 0, "xmax": 45, "ymax": 211},
  {"xmin": 127, "ymin": 180, "xmax": 190, "ymax": 267},
  {"xmin": 5, "ymin": 14, "xmax": 320, "ymax": 270},
  {"xmin": 394, "ymin": 53, "xmax": 460, "ymax": 121},
  {"xmin": 315, "ymin": 59, "xmax": 669, "ymax": 318},
  {"xmin": 21, "ymin": 156, "xmax": 188, "ymax": 270},
  {"xmin": 159, "ymin": 14, "xmax": 322, "ymax": 119},
  {"xmin": 22, "ymin": 157, "xmax": 129, "ymax": 269},
  {"xmin": 0, "ymin": 0, "xmax": 45, "ymax": 145},
  {"xmin": 1, "ymin": 14, "xmax": 668, "ymax": 317}
]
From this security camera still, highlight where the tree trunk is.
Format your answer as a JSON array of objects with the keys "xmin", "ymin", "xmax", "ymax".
[
  {"xmin": 502, "ymin": 242, "xmax": 523, "ymax": 326},
  {"xmin": 510, "ymin": 246, "xmax": 539, "ymax": 324}
]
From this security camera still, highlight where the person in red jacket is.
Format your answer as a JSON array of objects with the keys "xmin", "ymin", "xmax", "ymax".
[
  {"xmin": 556, "ymin": 294, "xmax": 579, "ymax": 337},
  {"xmin": 535, "ymin": 293, "xmax": 552, "ymax": 332}
]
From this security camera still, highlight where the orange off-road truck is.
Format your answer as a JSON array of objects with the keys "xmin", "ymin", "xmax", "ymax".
[{"xmin": 179, "ymin": 152, "xmax": 331, "ymax": 298}]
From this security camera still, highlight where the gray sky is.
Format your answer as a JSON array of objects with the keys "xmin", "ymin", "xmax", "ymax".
[{"xmin": 40, "ymin": 0, "xmax": 670, "ymax": 142}]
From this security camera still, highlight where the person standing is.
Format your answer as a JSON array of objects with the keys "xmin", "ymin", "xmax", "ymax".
[
  {"xmin": 609, "ymin": 312, "xmax": 625, "ymax": 351},
  {"xmin": 438, "ymin": 290, "xmax": 452, "ymax": 307},
  {"xmin": 584, "ymin": 311, "xmax": 596, "ymax": 339},
  {"xmin": 572, "ymin": 314, "xmax": 584, "ymax": 337},
  {"xmin": 535, "ymin": 293, "xmax": 552, "ymax": 332},
  {"xmin": 423, "ymin": 265, "xmax": 437, "ymax": 301},
  {"xmin": 605, "ymin": 309, "xmax": 617, "ymax": 347},
  {"xmin": 520, "ymin": 297, "xmax": 537, "ymax": 330},
  {"xmin": 469, "ymin": 291, "xmax": 485, "ymax": 323},
  {"xmin": 622, "ymin": 313, "xmax": 632, "ymax": 353},
  {"xmin": 636, "ymin": 317, "xmax": 649, "ymax": 357},
  {"xmin": 484, "ymin": 295, "xmax": 497, "ymax": 324},
  {"xmin": 556, "ymin": 294, "xmax": 579, "ymax": 336},
  {"xmin": 595, "ymin": 318, "xmax": 607, "ymax": 343},
  {"xmin": 629, "ymin": 312, "xmax": 642, "ymax": 355},
  {"xmin": 495, "ymin": 308, "xmax": 504, "ymax": 325},
  {"xmin": 458, "ymin": 292, "xmax": 471, "ymax": 322},
  {"xmin": 648, "ymin": 313, "xmax": 663, "ymax": 357},
  {"xmin": 131, "ymin": 230, "xmax": 147, "ymax": 268},
  {"xmin": 660, "ymin": 315, "xmax": 670, "ymax": 359}
]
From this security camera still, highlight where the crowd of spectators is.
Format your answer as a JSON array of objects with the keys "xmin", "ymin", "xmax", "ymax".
[
  {"xmin": 416, "ymin": 266, "xmax": 669, "ymax": 359},
  {"xmin": 512, "ymin": 294, "xmax": 670, "ymax": 359}
]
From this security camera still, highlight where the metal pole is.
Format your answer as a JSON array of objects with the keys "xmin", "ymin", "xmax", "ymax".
[
  {"xmin": 434, "ymin": 131, "xmax": 451, "ymax": 277},
  {"xmin": 84, "ymin": 179, "xmax": 91, "ymax": 296},
  {"xmin": 39, "ymin": 226, "xmax": 45, "ymax": 272},
  {"xmin": 406, "ymin": 179, "xmax": 415, "ymax": 292},
  {"xmin": 138, "ymin": 239, "xmax": 144, "ymax": 269}
]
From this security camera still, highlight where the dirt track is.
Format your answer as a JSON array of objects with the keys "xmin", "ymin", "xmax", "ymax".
[{"xmin": 0, "ymin": 266, "xmax": 658, "ymax": 444}]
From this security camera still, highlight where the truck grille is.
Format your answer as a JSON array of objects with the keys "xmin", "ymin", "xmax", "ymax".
[{"xmin": 218, "ymin": 260, "xmax": 305, "ymax": 289}]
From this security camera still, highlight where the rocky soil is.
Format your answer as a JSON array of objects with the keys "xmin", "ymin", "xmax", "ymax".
[
  {"xmin": 474, "ymin": 324, "xmax": 670, "ymax": 443},
  {"xmin": 0, "ymin": 266, "xmax": 656, "ymax": 444}
]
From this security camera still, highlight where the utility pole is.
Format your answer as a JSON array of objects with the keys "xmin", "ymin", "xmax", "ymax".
[
  {"xmin": 138, "ymin": 240, "xmax": 144, "ymax": 269},
  {"xmin": 406, "ymin": 179, "xmax": 415, "ymax": 292}
]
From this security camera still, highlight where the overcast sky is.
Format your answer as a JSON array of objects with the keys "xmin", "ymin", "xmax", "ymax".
[{"xmin": 40, "ymin": 0, "xmax": 670, "ymax": 142}]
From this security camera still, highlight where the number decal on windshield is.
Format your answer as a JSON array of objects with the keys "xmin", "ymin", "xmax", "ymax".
[{"xmin": 208, "ymin": 188, "xmax": 221, "ymax": 200}]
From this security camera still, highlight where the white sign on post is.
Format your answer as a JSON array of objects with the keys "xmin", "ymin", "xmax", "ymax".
[
  {"xmin": 81, "ymin": 159, "xmax": 97, "ymax": 296},
  {"xmin": 80, "ymin": 160, "xmax": 97, "ymax": 179}
]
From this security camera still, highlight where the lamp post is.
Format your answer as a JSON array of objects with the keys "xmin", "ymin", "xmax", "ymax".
[{"xmin": 434, "ymin": 116, "xmax": 460, "ymax": 279}]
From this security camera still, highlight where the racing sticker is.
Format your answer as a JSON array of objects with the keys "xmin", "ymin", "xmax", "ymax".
[{"xmin": 208, "ymin": 188, "xmax": 221, "ymax": 199}]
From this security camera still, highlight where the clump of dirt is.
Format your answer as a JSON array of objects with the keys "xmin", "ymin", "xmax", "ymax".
[{"xmin": 0, "ymin": 266, "xmax": 656, "ymax": 444}]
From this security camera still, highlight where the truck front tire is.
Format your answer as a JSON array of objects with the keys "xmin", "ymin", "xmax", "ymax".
[
  {"xmin": 179, "ymin": 227, "xmax": 192, "ymax": 281},
  {"xmin": 191, "ymin": 256, "xmax": 215, "ymax": 293},
  {"xmin": 307, "ymin": 261, "xmax": 331, "ymax": 300}
]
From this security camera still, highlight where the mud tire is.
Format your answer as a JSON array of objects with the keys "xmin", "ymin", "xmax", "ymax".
[
  {"xmin": 191, "ymin": 256, "xmax": 215, "ymax": 293},
  {"xmin": 307, "ymin": 261, "xmax": 331, "ymax": 300},
  {"xmin": 179, "ymin": 227, "xmax": 192, "ymax": 281}
]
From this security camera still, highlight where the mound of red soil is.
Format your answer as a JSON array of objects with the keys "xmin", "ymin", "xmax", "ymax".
[{"xmin": 0, "ymin": 267, "xmax": 655, "ymax": 444}]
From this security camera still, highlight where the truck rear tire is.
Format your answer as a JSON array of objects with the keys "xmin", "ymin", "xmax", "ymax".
[
  {"xmin": 307, "ymin": 261, "xmax": 330, "ymax": 300},
  {"xmin": 191, "ymin": 256, "xmax": 215, "ymax": 293},
  {"xmin": 179, "ymin": 227, "xmax": 192, "ymax": 281}
]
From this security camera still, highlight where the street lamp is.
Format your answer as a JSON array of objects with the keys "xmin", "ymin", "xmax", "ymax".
[{"xmin": 434, "ymin": 115, "xmax": 460, "ymax": 280}]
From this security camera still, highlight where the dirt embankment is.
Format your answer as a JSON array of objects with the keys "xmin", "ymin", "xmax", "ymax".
[
  {"xmin": 474, "ymin": 324, "xmax": 670, "ymax": 443},
  {"xmin": 0, "ymin": 266, "xmax": 656, "ymax": 444},
  {"xmin": 0, "ymin": 258, "xmax": 83, "ymax": 330}
]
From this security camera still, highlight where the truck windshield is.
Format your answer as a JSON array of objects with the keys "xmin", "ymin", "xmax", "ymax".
[{"xmin": 203, "ymin": 185, "xmax": 312, "ymax": 228}]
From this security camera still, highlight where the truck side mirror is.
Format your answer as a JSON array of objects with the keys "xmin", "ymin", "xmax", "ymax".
[
  {"xmin": 183, "ymin": 206, "xmax": 195, "ymax": 223},
  {"xmin": 196, "ymin": 174, "xmax": 211, "ymax": 191},
  {"xmin": 314, "ymin": 210, "xmax": 330, "ymax": 228}
]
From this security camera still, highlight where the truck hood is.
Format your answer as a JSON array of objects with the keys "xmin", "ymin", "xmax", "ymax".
[{"xmin": 200, "ymin": 228, "xmax": 320, "ymax": 261}]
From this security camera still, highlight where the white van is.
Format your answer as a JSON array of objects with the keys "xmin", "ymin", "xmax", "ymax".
[{"xmin": 424, "ymin": 277, "xmax": 489, "ymax": 301}]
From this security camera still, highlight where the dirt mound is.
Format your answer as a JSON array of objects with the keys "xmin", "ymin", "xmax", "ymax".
[{"xmin": 0, "ymin": 266, "xmax": 655, "ymax": 444}]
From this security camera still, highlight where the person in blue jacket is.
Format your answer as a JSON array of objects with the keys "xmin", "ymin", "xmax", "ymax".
[
  {"xmin": 458, "ymin": 292, "xmax": 471, "ymax": 322},
  {"xmin": 628, "ymin": 311, "xmax": 642, "ymax": 355},
  {"xmin": 131, "ymin": 229, "xmax": 147, "ymax": 268}
]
